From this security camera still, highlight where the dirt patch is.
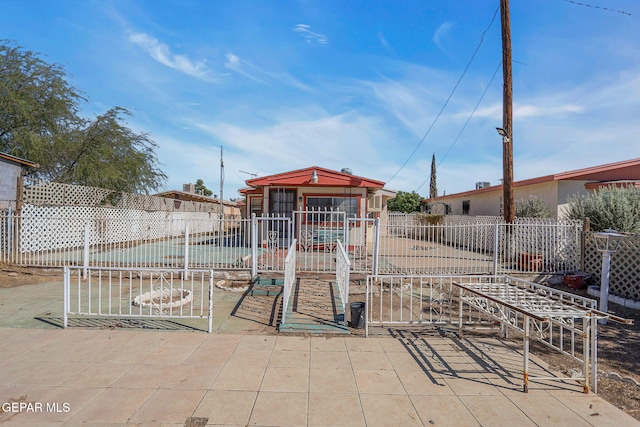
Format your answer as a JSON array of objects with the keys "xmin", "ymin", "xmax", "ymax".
[
  {"xmin": 526, "ymin": 280, "xmax": 640, "ymax": 421},
  {"xmin": 0, "ymin": 265, "xmax": 62, "ymax": 288},
  {"xmin": 215, "ymin": 279, "xmax": 251, "ymax": 292}
]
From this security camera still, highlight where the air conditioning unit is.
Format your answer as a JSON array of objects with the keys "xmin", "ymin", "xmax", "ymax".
[
  {"xmin": 475, "ymin": 181, "xmax": 491, "ymax": 189},
  {"xmin": 368, "ymin": 194, "xmax": 382, "ymax": 212},
  {"xmin": 183, "ymin": 183, "xmax": 195, "ymax": 193}
]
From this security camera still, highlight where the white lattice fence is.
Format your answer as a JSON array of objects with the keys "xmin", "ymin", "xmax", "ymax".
[
  {"xmin": 19, "ymin": 204, "xmax": 218, "ymax": 253},
  {"xmin": 23, "ymin": 180, "xmax": 220, "ymax": 213},
  {"xmin": 584, "ymin": 232, "xmax": 640, "ymax": 301},
  {"xmin": 23, "ymin": 181, "xmax": 113, "ymax": 207}
]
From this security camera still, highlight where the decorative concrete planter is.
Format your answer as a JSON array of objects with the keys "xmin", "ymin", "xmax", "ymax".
[{"xmin": 132, "ymin": 288, "xmax": 192, "ymax": 310}]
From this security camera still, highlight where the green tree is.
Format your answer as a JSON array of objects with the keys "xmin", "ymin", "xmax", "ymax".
[
  {"xmin": 566, "ymin": 186, "xmax": 640, "ymax": 232},
  {"xmin": 194, "ymin": 179, "xmax": 213, "ymax": 196},
  {"xmin": 0, "ymin": 41, "xmax": 166, "ymax": 194},
  {"xmin": 0, "ymin": 40, "xmax": 81, "ymax": 159},
  {"xmin": 429, "ymin": 154, "xmax": 437, "ymax": 199},
  {"xmin": 388, "ymin": 191, "xmax": 423, "ymax": 213}
]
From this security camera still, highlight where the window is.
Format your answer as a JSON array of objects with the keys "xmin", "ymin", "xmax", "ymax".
[
  {"xmin": 306, "ymin": 196, "xmax": 359, "ymax": 221},
  {"xmin": 462, "ymin": 200, "xmax": 470, "ymax": 215},
  {"xmin": 250, "ymin": 197, "xmax": 262, "ymax": 217}
]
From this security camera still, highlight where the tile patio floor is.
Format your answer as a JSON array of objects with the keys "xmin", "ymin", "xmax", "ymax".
[{"xmin": 1, "ymin": 327, "xmax": 637, "ymax": 426}]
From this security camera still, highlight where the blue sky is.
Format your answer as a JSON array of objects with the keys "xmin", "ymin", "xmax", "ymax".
[{"xmin": 2, "ymin": 0, "xmax": 640, "ymax": 199}]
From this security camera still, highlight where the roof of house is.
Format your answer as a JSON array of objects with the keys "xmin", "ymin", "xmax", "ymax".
[
  {"xmin": 427, "ymin": 158, "xmax": 640, "ymax": 202},
  {"xmin": 0, "ymin": 152, "xmax": 39, "ymax": 168},
  {"xmin": 245, "ymin": 166, "xmax": 386, "ymax": 189},
  {"xmin": 155, "ymin": 189, "xmax": 237, "ymax": 206}
]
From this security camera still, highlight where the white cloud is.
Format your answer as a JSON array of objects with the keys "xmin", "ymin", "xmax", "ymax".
[
  {"xmin": 224, "ymin": 51, "xmax": 314, "ymax": 91},
  {"xmin": 293, "ymin": 24, "xmax": 328, "ymax": 45},
  {"xmin": 188, "ymin": 111, "xmax": 400, "ymax": 186},
  {"xmin": 224, "ymin": 52, "xmax": 266, "ymax": 83},
  {"xmin": 433, "ymin": 21, "xmax": 454, "ymax": 54},
  {"xmin": 470, "ymin": 102, "xmax": 584, "ymax": 120},
  {"xmin": 128, "ymin": 32, "xmax": 218, "ymax": 81}
]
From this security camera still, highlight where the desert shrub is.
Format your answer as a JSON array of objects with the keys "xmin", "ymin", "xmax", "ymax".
[
  {"xmin": 416, "ymin": 213, "xmax": 444, "ymax": 225},
  {"xmin": 515, "ymin": 196, "xmax": 553, "ymax": 218},
  {"xmin": 565, "ymin": 186, "xmax": 640, "ymax": 232},
  {"xmin": 411, "ymin": 213, "xmax": 444, "ymax": 241}
]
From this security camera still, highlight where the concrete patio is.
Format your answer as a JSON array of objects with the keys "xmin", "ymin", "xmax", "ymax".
[{"xmin": 1, "ymin": 326, "xmax": 637, "ymax": 426}]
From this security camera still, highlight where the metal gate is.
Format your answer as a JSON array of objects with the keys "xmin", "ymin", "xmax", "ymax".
[
  {"xmin": 346, "ymin": 217, "xmax": 378, "ymax": 274},
  {"xmin": 294, "ymin": 210, "xmax": 346, "ymax": 272},
  {"xmin": 251, "ymin": 214, "xmax": 292, "ymax": 274}
]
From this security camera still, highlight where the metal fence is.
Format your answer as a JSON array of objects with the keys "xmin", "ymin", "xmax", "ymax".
[
  {"xmin": 335, "ymin": 240, "xmax": 351, "ymax": 312},
  {"xmin": 1, "ymin": 214, "xmax": 251, "ymax": 269},
  {"xmin": 378, "ymin": 217, "xmax": 581, "ymax": 275},
  {"xmin": 2, "ymin": 210, "xmax": 583, "ymax": 276},
  {"xmin": 281, "ymin": 240, "xmax": 297, "ymax": 325},
  {"xmin": 365, "ymin": 274, "xmax": 602, "ymax": 391},
  {"xmin": 63, "ymin": 267, "xmax": 214, "ymax": 333}
]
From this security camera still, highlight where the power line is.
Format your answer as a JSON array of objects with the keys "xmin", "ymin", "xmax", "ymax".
[
  {"xmin": 561, "ymin": 0, "xmax": 631, "ymax": 16},
  {"xmin": 415, "ymin": 61, "xmax": 502, "ymax": 193},
  {"xmin": 386, "ymin": 5, "xmax": 500, "ymax": 185}
]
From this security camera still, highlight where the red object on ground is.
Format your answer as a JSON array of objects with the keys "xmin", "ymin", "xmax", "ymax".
[{"xmin": 564, "ymin": 273, "xmax": 590, "ymax": 289}]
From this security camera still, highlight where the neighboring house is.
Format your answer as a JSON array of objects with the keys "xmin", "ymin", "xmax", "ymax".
[
  {"xmin": 424, "ymin": 158, "xmax": 640, "ymax": 219},
  {"xmin": 155, "ymin": 184, "xmax": 241, "ymax": 219},
  {"xmin": 0, "ymin": 152, "xmax": 39, "ymax": 210},
  {"xmin": 240, "ymin": 166, "xmax": 396, "ymax": 220}
]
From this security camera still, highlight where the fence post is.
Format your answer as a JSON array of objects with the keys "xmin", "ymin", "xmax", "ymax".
[
  {"xmin": 580, "ymin": 217, "xmax": 590, "ymax": 271},
  {"xmin": 493, "ymin": 223, "xmax": 499, "ymax": 275},
  {"xmin": 251, "ymin": 213, "xmax": 257, "ymax": 277},
  {"xmin": 373, "ymin": 217, "xmax": 380, "ymax": 275},
  {"xmin": 63, "ymin": 266, "xmax": 69, "ymax": 329},
  {"xmin": 183, "ymin": 221, "xmax": 190, "ymax": 278},
  {"xmin": 6, "ymin": 206, "xmax": 13, "ymax": 264},
  {"xmin": 83, "ymin": 220, "xmax": 90, "ymax": 279},
  {"xmin": 208, "ymin": 269, "xmax": 214, "ymax": 334}
]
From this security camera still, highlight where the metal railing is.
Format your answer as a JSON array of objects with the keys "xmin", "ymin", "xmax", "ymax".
[
  {"xmin": 63, "ymin": 267, "xmax": 214, "ymax": 333},
  {"xmin": 365, "ymin": 274, "xmax": 605, "ymax": 392},
  {"xmin": 496, "ymin": 223, "xmax": 581, "ymax": 274},
  {"xmin": 379, "ymin": 223, "xmax": 496, "ymax": 274},
  {"xmin": 281, "ymin": 240, "xmax": 297, "ymax": 325},
  {"xmin": 335, "ymin": 240, "xmax": 351, "ymax": 313},
  {"xmin": 1, "ymin": 213, "xmax": 251, "ymax": 269},
  {"xmin": 2, "ymin": 211, "xmax": 582, "ymax": 276},
  {"xmin": 365, "ymin": 275, "xmax": 455, "ymax": 336}
]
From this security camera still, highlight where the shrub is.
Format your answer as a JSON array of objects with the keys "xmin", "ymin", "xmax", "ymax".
[
  {"xmin": 565, "ymin": 185, "xmax": 640, "ymax": 232},
  {"xmin": 515, "ymin": 196, "xmax": 553, "ymax": 218},
  {"xmin": 416, "ymin": 213, "xmax": 444, "ymax": 225}
]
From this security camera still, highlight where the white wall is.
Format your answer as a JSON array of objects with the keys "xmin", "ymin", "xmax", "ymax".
[
  {"xmin": 0, "ymin": 159, "xmax": 21, "ymax": 207},
  {"xmin": 557, "ymin": 180, "xmax": 592, "ymax": 219},
  {"xmin": 427, "ymin": 181, "xmax": 563, "ymax": 218}
]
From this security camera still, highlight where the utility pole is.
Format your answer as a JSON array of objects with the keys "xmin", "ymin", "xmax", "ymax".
[
  {"xmin": 501, "ymin": 0, "xmax": 515, "ymax": 223},
  {"xmin": 219, "ymin": 146, "xmax": 224, "ymax": 222}
]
